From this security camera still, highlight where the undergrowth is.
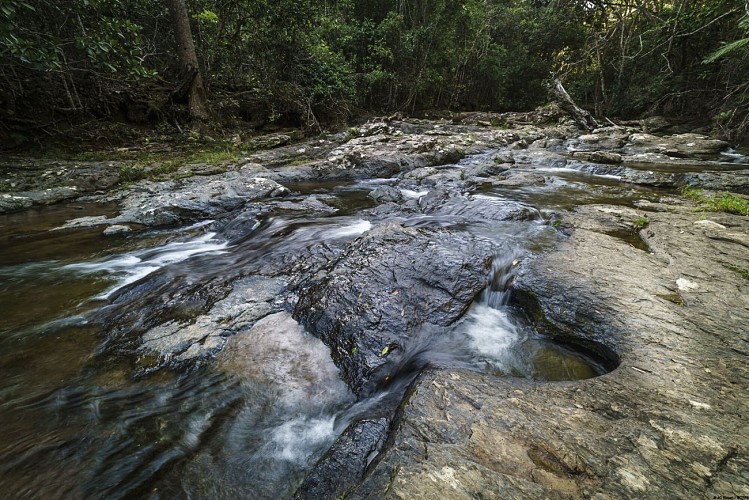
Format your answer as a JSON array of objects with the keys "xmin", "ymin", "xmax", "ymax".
[{"xmin": 681, "ymin": 187, "xmax": 749, "ymax": 216}]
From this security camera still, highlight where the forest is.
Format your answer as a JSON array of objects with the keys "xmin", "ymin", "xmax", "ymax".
[{"xmin": 1, "ymin": 0, "xmax": 749, "ymax": 144}]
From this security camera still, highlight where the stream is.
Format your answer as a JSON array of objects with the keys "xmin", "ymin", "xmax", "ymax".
[{"xmin": 1, "ymin": 137, "xmax": 745, "ymax": 498}]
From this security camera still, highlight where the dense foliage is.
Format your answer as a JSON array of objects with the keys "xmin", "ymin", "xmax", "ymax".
[{"xmin": 1, "ymin": 0, "xmax": 748, "ymax": 140}]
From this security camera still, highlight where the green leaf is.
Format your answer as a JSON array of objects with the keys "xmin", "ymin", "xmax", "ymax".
[{"xmin": 703, "ymin": 37, "xmax": 749, "ymax": 64}]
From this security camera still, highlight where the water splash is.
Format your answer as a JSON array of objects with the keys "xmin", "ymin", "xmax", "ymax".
[{"xmin": 268, "ymin": 416, "xmax": 338, "ymax": 462}]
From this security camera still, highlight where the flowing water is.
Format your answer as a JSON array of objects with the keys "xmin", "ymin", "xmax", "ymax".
[{"xmin": 3, "ymin": 146, "xmax": 735, "ymax": 497}]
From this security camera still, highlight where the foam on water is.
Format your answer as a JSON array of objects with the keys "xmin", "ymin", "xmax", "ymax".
[
  {"xmin": 269, "ymin": 416, "xmax": 338, "ymax": 462},
  {"xmin": 536, "ymin": 166, "xmax": 623, "ymax": 180},
  {"xmin": 321, "ymin": 219, "xmax": 371, "ymax": 239},
  {"xmin": 64, "ymin": 232, "xmax": 229, "ymax": 298},
  {"xmin": 400, "ymin": 189, "xmax": 429, "ymax": 199},
  {"xmin": 461, "ymin": 304, "xmax": 521, "ymax": 370}
]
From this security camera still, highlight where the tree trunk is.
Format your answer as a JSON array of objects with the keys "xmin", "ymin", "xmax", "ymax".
[
  {"xmin": 550, "ymin": 78, "xmax": 599, "ymax": 131},
  {"xmin": 165, "ymin": 0, "xmax": 210, "ymax": 120}
]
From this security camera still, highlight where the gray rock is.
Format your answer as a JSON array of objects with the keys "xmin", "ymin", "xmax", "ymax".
[
  {"xmin": 680, "ymin": 169, "xmax": 749, "ymax": 194},
  {"xmin": 571, "ymin": 150, "xmax": 623, "ymax": 164},
  {"xmin": 138, "ymin": 276, "xmax": 287, "ymax": 367},
  {"xmin": 624, "ymin": 133, "xmax": 729, "ymax": 159},
  {"xmin": 52, "ymin": 215, "xmax": 110, "ymax": 230},
  {"xmin": 0, "ymin": 193, "xmax": 34, "ymax": 212},
  {"xmin": 102, "ymin": 224, "xmax": 132, "ymax": 235},
  {"xmin": 350, "ymin": 206, "xmax": 749, "ymax": 498},
  {"xmin": 247, "ymin": 133, "xmax": 292, "ymax": 150},
  {"xmin": 497, "ymin": 171, "xmax": 547, "ymax": 186},
  {"xmin": 0, "ymin": 159, "xmax": 122, "ymax": 213},
  {"xmin": 369, "ymin": 186, "xmax": 403, "ymax": 203},
  {"xmin": 567, "ymin": 127, "xmax": 631, "ymax": 151},
  {"xmin": 113, "ymin": 174, "xmax": 289, "ymax": 227},
  {"xmin": 293, "ymin": 222, "xmax": 495, "ymax": 394},
  {"xmin": 218, "ymin": 312, "xmax": 352, "ymax": 413}
]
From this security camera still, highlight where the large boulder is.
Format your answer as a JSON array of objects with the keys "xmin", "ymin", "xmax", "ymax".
[
  {"xmin": 113, "ymin": 173, "xmax": 289, "ymax": 226},
  {"xmin": 293, "ymin": 222, "xmax": 496, "ymax": 395},
  {"xmin": 624, "ymin": 133, "xmax": 729, "ymax": 159}
]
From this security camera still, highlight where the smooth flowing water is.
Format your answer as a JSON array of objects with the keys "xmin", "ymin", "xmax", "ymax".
[{"xmin": 0, "ymin": 149, "xmax": 697, "ymax": 497}]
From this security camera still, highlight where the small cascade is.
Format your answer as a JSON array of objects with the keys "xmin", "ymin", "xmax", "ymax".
[
  {"xmin": 458, "ymin": 250, "xmax": 529, "ymax": 375},
  {"xmin": 456, "ymin": 250, "xmax": 607, "ymax": 380},
  {"xmin": 483, "ymin": 251, "xmax": 522, "ymax": 308}
]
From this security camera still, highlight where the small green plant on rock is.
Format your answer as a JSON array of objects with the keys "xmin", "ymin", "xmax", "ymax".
[
  {"xmin": 706, "ymin": 193, "xmax": 749, "ymax": 216},
  {"xmin": 345, "ymin": 127, "xmax": 360, "ymax": 141},
  {"xmin": 725, "ymin": 263, "xmax": 749, "ymax": 280},
  {"xmin": 632, "ymin": 216, "xmax": 650, "ymax": 230},
  {"xmin": 680, "ymin": 187, "xmax": 749, "ymax": 216},
  {"xmin": 119, "ymin": 164, "xmax": 146, "ymax": 183}
]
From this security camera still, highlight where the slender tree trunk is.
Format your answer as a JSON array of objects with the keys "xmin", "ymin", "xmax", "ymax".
[{"xmin": 165, "ymin": 0, "xmax": 210, "ymax": 120}]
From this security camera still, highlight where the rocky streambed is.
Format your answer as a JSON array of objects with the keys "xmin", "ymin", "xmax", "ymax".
[{"xmin": 0, "ymin": 114, "xmax": 748, "ymax": 498}]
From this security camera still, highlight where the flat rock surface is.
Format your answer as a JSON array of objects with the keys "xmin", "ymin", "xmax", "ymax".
[{"xmin": 349, "ymin": 203, "xmax": 749, "ymax": 498}]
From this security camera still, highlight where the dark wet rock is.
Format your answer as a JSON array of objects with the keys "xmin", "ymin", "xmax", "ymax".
[
  {"xmin": 425, "ymin": 193, "xmax": 543, "ymax": 224},
  {"xmin": 350, "ymin": 206, "xmax": 749, "ymax": 498},
  {"xmin": 624, "ymin": 133, "xmax": 729, "ymax": 159},
  {"xmin": 680, "ymin": 169, "xmax": 749, "ymax": 194},
  {"xmin": 369, "ymin": 186, "xmax": 403, "ymax": 203},
  {"xmin": 415, "ymin": 188, "xmax": 452, "ymax": 213},
  {"xmin": 463, "ymin": 161, "xmax": 510, "ymax": 178},
  {"xmin": 212, "ymin": 205, "xmax": 267, "ymax": 243},
  {"xmin": 296, "ymin": 418, "xmax": 389, "ymax": 500},
  {"xmin": 293, "ymin": 222, "xmax": 495, "ymax": 394},
  {"xmin": 112, "ymin": 174, "xmax": 289, "ymax": 227}
]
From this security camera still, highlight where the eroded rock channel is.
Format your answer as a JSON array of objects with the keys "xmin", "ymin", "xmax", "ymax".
[{"xmin": 1, "ymin": 116, "xmax": 747, "ymax": 498}]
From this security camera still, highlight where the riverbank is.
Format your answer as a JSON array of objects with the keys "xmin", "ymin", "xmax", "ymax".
[{"xmin": 1, "ymin": 111, "xmax": 747, "ymax": 497}]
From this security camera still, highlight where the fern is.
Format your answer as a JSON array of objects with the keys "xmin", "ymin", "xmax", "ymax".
[{"xmin": 703, "ymin": 37, "xmax": 749, "ymax": 63}]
